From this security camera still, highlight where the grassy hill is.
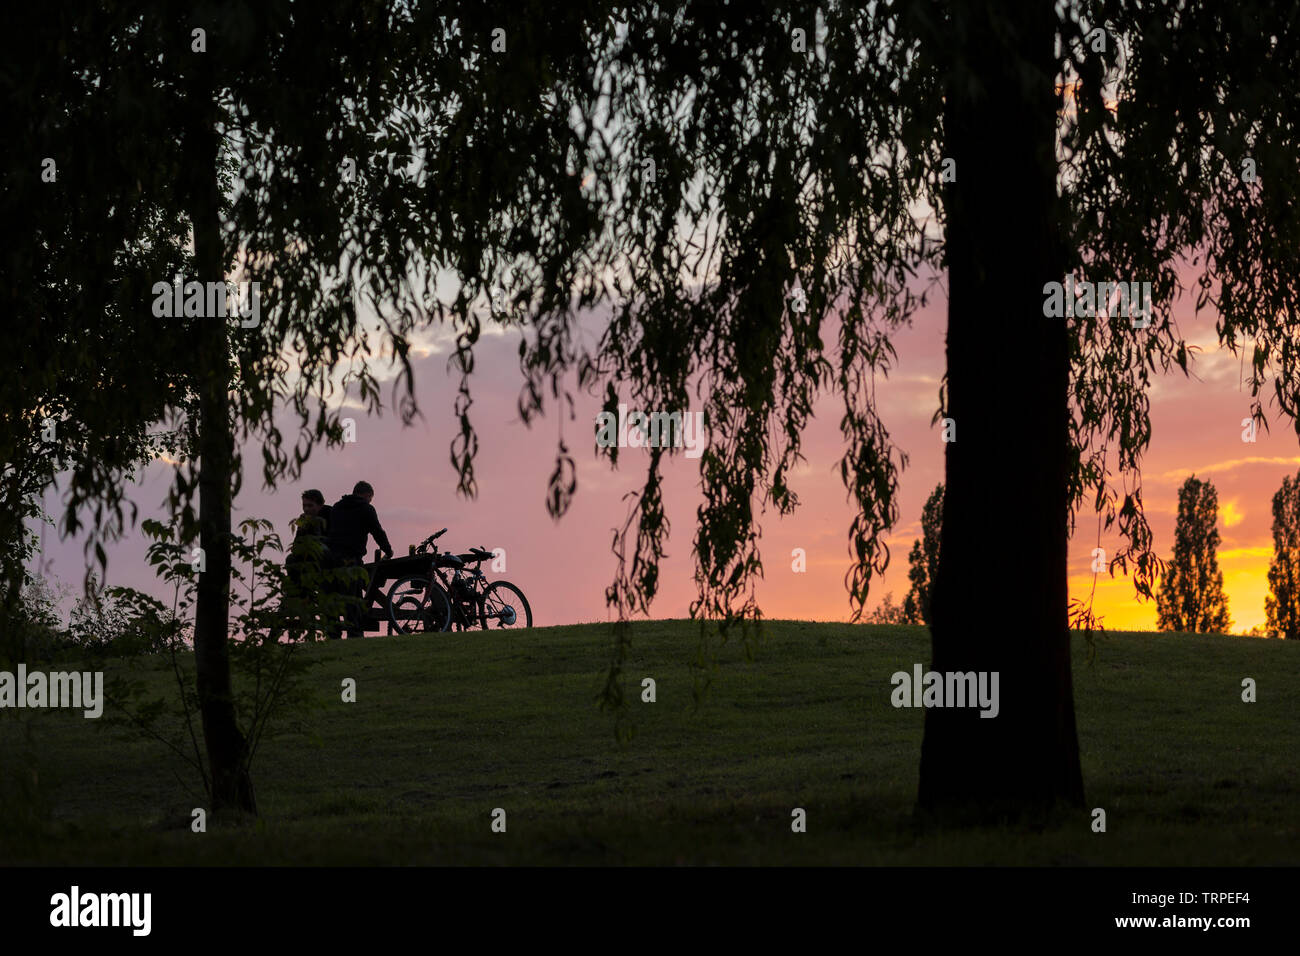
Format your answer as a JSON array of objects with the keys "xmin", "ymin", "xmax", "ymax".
[{"xmin": 2, "ymin": 620, "xmax": 1297, "ymax": 865}]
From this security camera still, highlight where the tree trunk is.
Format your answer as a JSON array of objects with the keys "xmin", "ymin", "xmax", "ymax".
[
  {"xmin": 916, "ymin": 0, "xmax": 1084, "ymax": 823},
  {"xmin": 184, "ymin": 72, "xmax": 257, "ymax": 815}
]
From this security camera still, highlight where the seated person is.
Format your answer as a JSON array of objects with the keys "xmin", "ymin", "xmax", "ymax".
[
  {"xmin": 326, "ymin": 481, "xmax": 393, "ymax": 562},
  {"xmin": 323, "ymin": 481, "xmax": 394, "ymax": 638},
  {"xmin": 289, "ymin": 489, "xmax": 331, "ymax": 559},
  {"xmin": 282, "ymin": 489, "xmax": 332, "ymax": 628}
]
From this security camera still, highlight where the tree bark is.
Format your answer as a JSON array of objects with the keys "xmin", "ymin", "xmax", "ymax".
[
  {"xmin": 184, "ymin": 70, "xmax": 256, "ymax": 815},
  {"xmin": 917, "ymin": 0, "xmax": 1084, "ymax": 823}
]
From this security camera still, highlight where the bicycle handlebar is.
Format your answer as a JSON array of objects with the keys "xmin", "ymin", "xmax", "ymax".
[{"xmin": 414, "ymin": 528, "xmax": 450, "ymax": 553}]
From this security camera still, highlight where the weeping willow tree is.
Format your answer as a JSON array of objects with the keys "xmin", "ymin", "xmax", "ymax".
[
  {"xmin": 378, "ymin": 0, "xmax": 1300, "ymax": 822},
  {"xmin": 14, "ymin": 0, "xmax": 1300, "ymax": 823}
]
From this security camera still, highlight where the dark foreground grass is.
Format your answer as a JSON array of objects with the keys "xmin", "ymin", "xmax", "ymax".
[{"xmin": 2, "ymin": 620, "xmax": 1297, "ymax": 865}]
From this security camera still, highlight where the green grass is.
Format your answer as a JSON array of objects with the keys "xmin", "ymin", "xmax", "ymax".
[{"xmin": 2, "ymin": 620, "xmax": 1297, "ymax": 865}]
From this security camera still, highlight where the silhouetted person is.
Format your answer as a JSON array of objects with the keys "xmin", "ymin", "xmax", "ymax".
[
  {"xmin": 281, "ymin": 489, "xmax": 332, "ymax": 636},
  {"xmin": 290, "ymin": 489, "xmax": 332, "ymax": 551},
  {"xmin": 323, "ymin": 481, "xmax": 393, "ymax": 639}
]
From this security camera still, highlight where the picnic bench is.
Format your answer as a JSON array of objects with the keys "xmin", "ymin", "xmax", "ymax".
[{"xmin": 349, "ymin": 549, "xmax": 430, "ymax": 635}]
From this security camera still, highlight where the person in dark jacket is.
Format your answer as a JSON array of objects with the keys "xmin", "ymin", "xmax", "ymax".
[
  {"xmin": 326, "ymin": 481, "xmax": 393, "ymax": 561},
  {"xmin": 323, "ymin": 481, "xmax": 393, "ymax": 639}
]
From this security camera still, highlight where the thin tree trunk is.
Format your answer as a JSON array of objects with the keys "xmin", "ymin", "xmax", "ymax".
[
  {"xmin": 916, "ymin": 0, "xmax": 1084, "ymax": 823},
  {"xmin": 184, "ymin": 72, "xmax": 256, "ymax": 815}
]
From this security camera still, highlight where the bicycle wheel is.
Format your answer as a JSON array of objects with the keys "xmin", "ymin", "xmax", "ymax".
[
  {"xmin": 425, "ymin": 581, "xmax": 454, "ymax": 632},
  {"xmin": 386, "ymin": 576, "xmax": 451, "ymax": 634},
  {"xmin": 478, "ymin": 581, "xmax": 533, "ymax": 629}
]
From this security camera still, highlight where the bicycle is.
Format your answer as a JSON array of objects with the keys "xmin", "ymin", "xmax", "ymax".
[{"xmin": 385, "ymin": 528, "xmax": 533, "ymax": 633}]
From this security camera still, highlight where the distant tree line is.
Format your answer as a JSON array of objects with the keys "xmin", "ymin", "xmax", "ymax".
[
  {"xmin": 1157, "ymin": 472, "xmax": 1300, "ymax": 638},
  {"xmin": 867, "ymin": 472, "xmax": 1300, "ymax": 638}
]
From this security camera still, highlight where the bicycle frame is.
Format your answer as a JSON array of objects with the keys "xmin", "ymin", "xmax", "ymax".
[
  {"xmin": 405, "ymin": 531, "xmax": 493, "ymax": 630},
  {"xmin": 430, "ymin": 560, "xmax": 488, "ymax": 629}
]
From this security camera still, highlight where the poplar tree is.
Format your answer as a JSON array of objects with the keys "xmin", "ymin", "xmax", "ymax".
[
  {"xmin": 1156, "ymin": 476, "xmax": 1231, "ymax": 634},
  {"xmin": 1265, "ymin": 472, "xmax": 1300, "ymax": 640},
  {"xmin": 904, "ymin": 484, "xmax": 943, "ymax": 625}
]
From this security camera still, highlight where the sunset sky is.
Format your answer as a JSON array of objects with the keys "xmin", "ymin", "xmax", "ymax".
[{"xmin": 32, "ymin": 277, "xmax": 1300, "ymax": 635}]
